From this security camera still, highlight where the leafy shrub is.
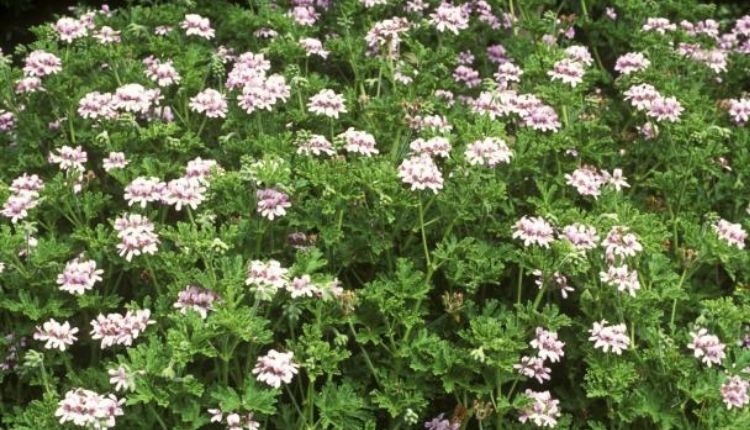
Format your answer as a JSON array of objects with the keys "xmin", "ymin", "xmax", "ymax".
[{"xmin": 1, "ymin": 0, "xmax": 750, "ymax": 429}]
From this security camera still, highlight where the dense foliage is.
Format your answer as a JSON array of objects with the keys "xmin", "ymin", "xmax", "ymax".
[{"xmin": 1, "ymin": 0, "xmax": 750, "ymax": 428}]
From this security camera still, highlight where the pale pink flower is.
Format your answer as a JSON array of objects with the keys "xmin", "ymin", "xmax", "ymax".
[
  {"xmin": 602, "ymin": 226, "xmax": 643, "ymax": 261},
  {"xmin": 190, "ymin": 89, "xmax": 228, "ymax": 118},
  {"xmin": 614, "ymin": 52, "xmax": 650, "ymax": 75},
  {"xmin": 103, "ymin": 152, "xmax": 128, "ymax": 171},
  {"xmin": 112, "ymin": 84, "xmax": 161, "ymax": 115},
  {"xmin": 307, "ymin": 89, "xmax": 347, "ymax": 118},
  {"xmin": 533, "ymin": 270, "xmax": 575, "ymax": 299},
  {"xmin": 688, "ymin": 328, "xmax": 726, "ymax": 367},
  {"xmin": 113, "ymin": 213, "xmax": 160, "ymax": 261},
  {"xmin": 589, "ymin": 320, "xmax": 630, "ymax": 354},
  {"xmin": 512, "ymin": 216, "xmax": 554, "ymax": 248},
  {"xmin": 514, "ymin": 356, "xmax": 551, "ymax": 383},
  {"xmin": 108, "ymin": 366, "xmax": 135, "ymax": 392},
  {"xmin": 642, "ymin": 17, "xmax": 676, "ymax": 34},
  {"xmin": 721, "ymin": 376, "xmax": 750, "ymax": 410},
  {"xmin": 464, "ymin": 137, "xmax": 512, "ymax": 167},
  {"xmin": 728, "ymin": 98, "xmax": 750, "ymax": 125},
  {"xmin": 15, "ymin": 76, "xmax": 44, "ymax": 94},
  {"xmin": 453, "ymin": 65, "xmax": 480, "ymax": 88},
  {"xmin": 90, "ymin": 309, "xmax": 155, "ymax": 348},
  {"xmin": 185, "ymin": 157, "xmax": 219, "ymax": 183},
  {"xmin": 564, "ymin": 45, "xmax": 594, "ymax": 66},
  {"xmin": 518, "ymin": 390, "xmax": 561, "ymax": 428},
  {"xmin": 55, "ymin": 389, "xmax": 124, "ymax": 429},
  {"xmin": 409, "ymin": 137, "xmax": 451, "ymax": 158},
  {"xmin": 33, "ymin": 319, "xmax": 78, "ymax": 351},
  {"xmin": 600, "ymin": 264, "xmax": 640, "ymax": 296},
  {"xmin": 181, "ymin": 14, "xmax": 215, "ymax": 39},
  {"xmin": 548, "ymin": 59, "xmax": 585, "ymax": 87},
  {"xmin": 93, "ymin": 26, "xmax": 121, "ymax": 44},
  {"xmin": 144, "ymin": 57, "xmax": 181, "ymax": 87},
  {"xmin": 54, "ymin": 17, "xmax": 88, "ymax": 43},
  {"xmin": 57, "ymin": 257, "xmax": 103, "ymax": 295},
  {"xmin": 560, "ymin": 223, "xmax": 598, "ymax": 250},
  {"xmin": 430, "ymin": 2, "xmax": 470, "ymax": 34},
  {"xmin": 154, "ymin": 25, "xmax": 172, "ymax": 36},
  {"xmin": 565, "ymin": 166, "xmax": 606, "ymax": 198},
  {"xmin": 299, "ymin": 38, "xmax": 329, "ymax": 58},
  {"xmin": 713, "ymin": 218, "xmax": 746, "ymax": 249},
  {"xmin": 245, "ymin": 260, "xmax": 288, "ymax": 300},
  {"xmin": 23, "ymin": 50, "xmax": 62, "ymax": 77},
  {"xmin": 78, "ymin": 91, "xmax": 116, "ymax": 120},
  {"xmin": 339, "ymin": 128, "xmax": 379, "ymax": 156},
  {"xmin": 623, "ymin": 83, "xmax": 661, "ymax": 111},
  {"xmin": 647, "ymin": 96, "xmax": 684, "ymax": 122},
  {"xmin": 123, "ymin": 176, "xmax": 165, "ymax": 208},
  {"xmin": 297, "ymin": 134, "xmax": 336, "ymax": 157},
  {"xmin": 174, "ymin": 285, "xmax": 220, "ymax": 319},
  {"xmin": 163, "ymin": 177, "xmax": 206, "ymax": 211},
  {"xmin": 397, "ymin": 155, "xmax": 444, "ymax": 193},
  {"xmin": 287, "ymin": 275, "xmax": 317, "ymax": 298},
  {"xmin": 1, "ymin": 194, "xmax": 37, "ymax": 223},
  {"xmin": 9, "ymin": 173, "xmax": 44, "ymax": 197},
  {"xmin": 530, "ymin": 327, "xmax": 565, "ymax": 363},
  {"xmin": 256, "ymin": 188, "xmax": 291, "ymax": 220},
  {"xmin": 252, "ymin": 350, "xmax": 299, "ymax": 388},
  {"xmin": 494, "ymin": 62, "xmax": 523, "ymax": 87},
  {"xmin": 0, "ymin": 110, "xmax": 16, "ymax": 132},
  {"xmin": 522, "ymin": 105, "xmax": 561, "ymax": 132},
  {"xmin": 289, "ymin": 6, "xmax": 319, "ymax": 27}
]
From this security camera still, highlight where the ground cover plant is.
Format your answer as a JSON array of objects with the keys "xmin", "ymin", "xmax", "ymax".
[{"xmin": 1, "ymin": 0, "xmax": 750, "ymax": 428}]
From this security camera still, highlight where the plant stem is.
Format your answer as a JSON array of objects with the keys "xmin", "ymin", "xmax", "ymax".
[{"xmin": 418, "ymin": 196, "xmax": 431, "ymax": 271}]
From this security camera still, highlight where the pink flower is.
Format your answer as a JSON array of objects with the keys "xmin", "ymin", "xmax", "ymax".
[
  {"xmin": 564, "ymin": 45, "xmax": 594, "ymax": 66},
  {"xmin": 514, "ymin": 356, "xmax": 551, "ymax": 383},
  {"xmin": 512, "ymin": 216, "xmax": 555, "ymax": 248},
  {"xmin": 339, "ymin": 128, "xmax": 379, "ymax": 156},
  {"xmin": 560, "ymin": 223, "xmax": 598, "ymax": 250},
  {"xmin": 518, "ymin": 390, "xmax": 561, "ymax": 428},
  {"xmin": 0, "ymin": 110, "xmax": 16, "ymax": 132},
  {"xmin": 78, "ymin": 91, "xmax": 116, "ymax": 120},
  {"xmin": 93, "ymin": 26, "xmax": 121, "ymax": 44},
  {"xmin": 397, "ymin": 155, "xmax": 444, "ymax": 193},
  {"xmin": 252, "ymin": 350, "xmax": 299, "ymax": 388},
  {"xmin": 453, "ymin": 65, "xmax": 480, "ymax": 88},
  {"xmin": 589, "ymin": 320, "xmax": 630, "ymax": 354},
  {"xmin": 181, "ymin": 14, "xmax": 215, "ymax": 39},
  {"xmin": 103, "ymin": 152, "xmax": 129, "ymax": 171},
  {"xmin": 647, "ymin": 96, "xmax": 684, "ymax": 122},
  {"xmin": 464, "ymin": 137, "xmax": 512, "ymax": 167},
  {"xmin": 297, "ymin": 134, "xmax": 336, "ymax": 157},
  {"xmin": 286, "ymin": 275, "xmax": 317, "ymax": 298},
  {"xmin": 307, "ymin": 89, "xmax": 347, "ymax": 118},
  {"xmin": 430, "ymin": 2, "xmax": 470, "ymax": 34},
  {"xmin": 123, "ymin": 177, "xmax": 165, "ymax": 208},
  {"xmin": 409, "ymin": 137, "xmax": 451, "ymax": 158},
  {"xmin": 687, "ymin": 328, "xmax": 726, "ymax": 367},
  {"xmin": 163, "ymin": 177, "xmax": 206, "ymax": 211},
  {"xmin": 728, "ymin": 98, "xmax": 750, "ymax": 125},
  {"xmin": 614, "ymin": 52, "xmax": 650, "ymax": 75},
  {"xmin": 533, "ymin": 270, "xmax": 575, "ymax": 299},
  {"xmin": 713, "ymin": 218, "xmax": 747, "ymax": 249},
  {"xmin": 57, "ymin": 257, "xmax": 103, "ymax": 295},
  {"xmin": 53, "ymin": 17, "xmax": 88, "ymax": 43},
  {"xmin": 245, "ymin": 259, "xmax": 288, "ymax": 300},
  {"xmin": 190, "ymin": 89, "xmax": 228, "ymax": 118},
  {"xmin": 90, "ymin": 309, "xmax": 155, "ymax": 348},
  {"xmin": 154, "ymin": 25, "xmax": 172, "ymax": 36},
  {"xmin": 174, "ymin": 285, "xmax": 220, "ymax": 319},
  {"xmin": 602, "ymin": 226, "xmax": 643, "ymax": 261},
  {"xmin": 530, "ymin": 327, "xmax": 565, "ymax": 363},
  {"xmin": 256, "ymin": 188, "xmax": 291, "ymax": 220},
  {"xmin": 113, "ymin": 214, "xmax": 160, "ymax": 261},
  {"xmin": 494, "ymin": 62, "xmax": 523, "ymax": 87},
  {"xmin": 1, "ymin": 194, "xmax": 37, "ymax": 223},
  {"xmin": 56, "ymin": 389, "xmax": 124, "ymax": 429},
  {"xmin": 112, "ymin": 84, "xmax": 161, "ymax": 115},
  {"xmin": 624, "ymin": 84, "xmax": 661, "ymax": 111},
  {"xmin": 299, "ymin": 38, "xmax": 329, "ymax": 58},
  {"xmin": 721, "ymin": 376, "xmax": 750, "ymax": 410},
  {"xmin": 600, "ymin": 264, "xmax": 640, "ymax": 296},
  {"xmin": 15, "ymin": 76, "xmax": 44, "ymax": 94},
  {"xmin": 565, "ymin": 166, "xmax": 606, "ymax": 198},
  {"xmin": 33, "ymin": 319, "xmax": 78, "ymax": 351},
  {"xmin": 144, "ymin": 57, "xmax": 181, "ymax": 87},
  {"xmin": 108, "ymin": 366, "xmax": 135, "ymax": 392},
  {"xmin": 289, "ymin": 6, "xmax": 319, "ymax": 26},
  {"xmin": 9, "ymin": 173, "xmax": 44, "ymax": 197},
  {"xmin": 521, "ymin": 105, "xmax": 561, "ymax": 132},
  {"xmin": 642, "ymin": 17, "xmax": 676, "ymax": 34},
  {"xmin": 548, "ymin": 59, "xmax": 585, "ymax": 87},
  {"xmin": 23, "ymin": 50, "xmax": 62, "ymax": 77}
]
